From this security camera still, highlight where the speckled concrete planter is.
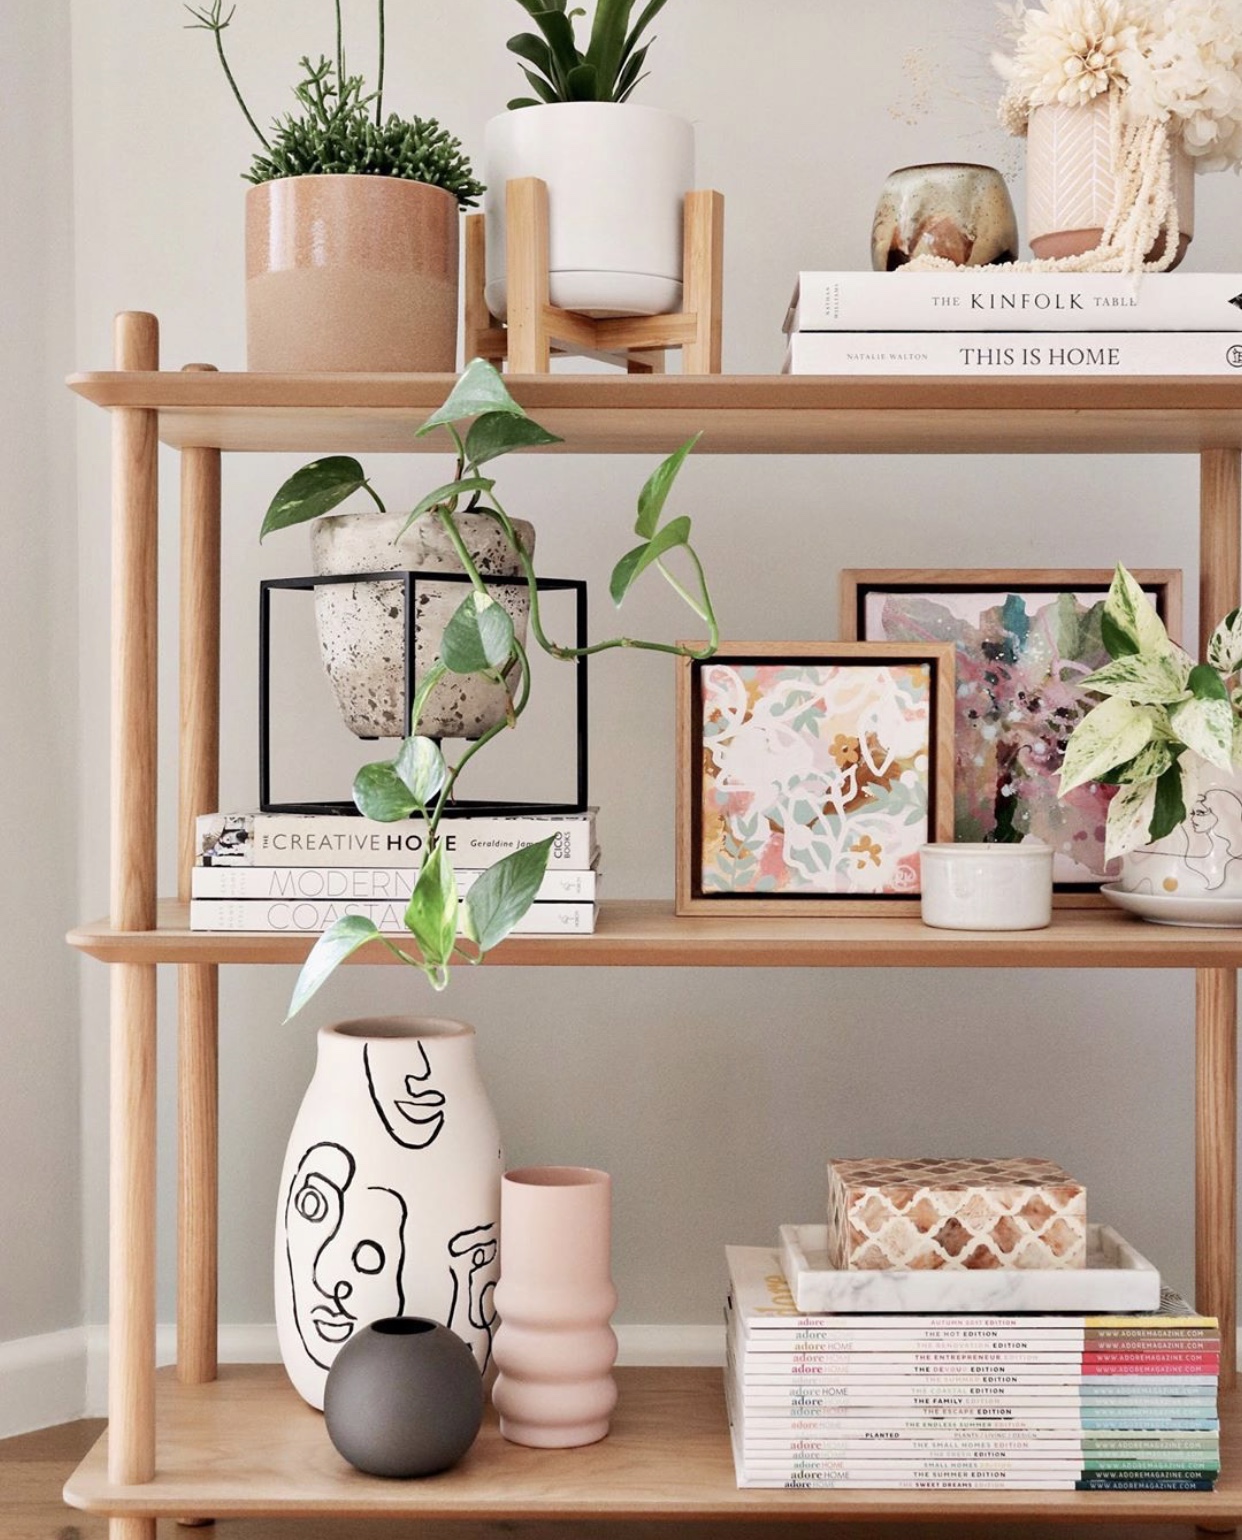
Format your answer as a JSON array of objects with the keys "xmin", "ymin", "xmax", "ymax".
[
  {"xmin": 246, "ymin": 175, "xmax": 459, "ymax": 372},
  {"xmin": 310, "ymin": 508, "xmax": 535, "ymax": 741}
]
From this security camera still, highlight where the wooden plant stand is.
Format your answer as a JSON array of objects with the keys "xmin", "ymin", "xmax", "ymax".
[{"xmin": 463, "ymin": 177, "xmax": 724, "ymax": 375}]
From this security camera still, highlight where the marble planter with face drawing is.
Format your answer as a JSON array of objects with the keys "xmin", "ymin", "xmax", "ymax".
[
  {"xmin": 274, "ymin": 1016, "xmax": 502, "ymax": 1410},
  {"xmin": 310, "ymin": 509, "xmax": 535, "ymax": 741}
]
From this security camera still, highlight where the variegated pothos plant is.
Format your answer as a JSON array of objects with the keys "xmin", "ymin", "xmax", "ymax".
[{"xmin": 1058, "ymin": 564, "xmax": 1242, "ymax": 861}]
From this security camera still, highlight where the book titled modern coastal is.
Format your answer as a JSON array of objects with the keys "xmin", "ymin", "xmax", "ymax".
[
  {"xmin": 189, "ymin": 898, "xmax": 597, "ymax": 935},
  {"xmin": 782, "ymin": 331, "xmax": 1242, "ymax": 376},
  {"xmin": 196, "ymin": 810, "xmax": 598, "ymax": 869},
  {"xmin": 784, "ymin": 272, "xmax": 1242, "ymax": 334},
  {"xmin": 190, "ymin": 863, "xmax": 600, "ymax": 903}
]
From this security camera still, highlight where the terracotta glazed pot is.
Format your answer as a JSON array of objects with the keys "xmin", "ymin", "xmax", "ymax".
[
  {"xmin": 871, "ymin": 163, "xmax": 1018, "ymax": 270},
  {"xmin": 1026, "ymin": 99, "xmax": 1194, "ymax": 266},
  {"xmin": 246, "ymin": 175, "xmax": 459, "ymax": 372}
]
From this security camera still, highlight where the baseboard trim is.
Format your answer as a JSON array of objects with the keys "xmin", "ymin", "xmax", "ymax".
[{"xmin": 0, "ymin": 1327, "xmax": 87, "ymax": 1439}]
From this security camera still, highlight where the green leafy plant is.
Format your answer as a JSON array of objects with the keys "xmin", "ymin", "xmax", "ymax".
[
  {"xmin": 262, "ymin": 359, "xmax": 718, "ymax": 1015},
  {"xmin": 186, "ymin": 2, "xmax": 485, "ymax": 203},
  {"xmin": 1058, "ymin": 564, "xmax": 1242, "ymax": 860},
  {"xmin": 506, "ymin": 0, "xmax": 671, "ymax": 108}
]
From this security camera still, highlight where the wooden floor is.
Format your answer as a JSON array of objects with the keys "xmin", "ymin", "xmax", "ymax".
[{"xmin": 4, "ymin": 1420, "xmax": 1237, "ymax": 1540}]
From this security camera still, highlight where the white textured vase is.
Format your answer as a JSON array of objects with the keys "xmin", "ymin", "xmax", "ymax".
[
  {"xmin": 491, "ymin": 1167, "xmax": 618, "ymax": 1447},
  {"xmin": 1026, "ymin": 98, "xmax": 1194, "ymax": 265},
  {"xmin": 275, "ymin": 1017, "xmax": 502, "ymax": 1410},
  {"xmin": 484, "ymin": 103, "xmax": 694, "ymax": 318},
  {"xmin": 310, "ymin": 509, "xmax": 534, "ymax": 740}
]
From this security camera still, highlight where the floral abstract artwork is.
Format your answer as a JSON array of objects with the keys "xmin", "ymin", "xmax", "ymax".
[
  {"xmin": 854, "ymin": 581, "xmax": 1175, "ymax": 886},
  {"xmin": 694, "ymin": 655, "xmax": 941, "ymax": 900}
]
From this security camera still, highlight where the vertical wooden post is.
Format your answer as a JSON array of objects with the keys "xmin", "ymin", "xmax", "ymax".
[
  {"xmin": 463, "ymin": 214, "xmax": 503, "ymax": 366},
  {"xmin": 506, "ymin": 178, "xmax": 552, "ymax": 374},
  {"xmin": 681, "ymin": 190, "xmax": 724, "ymax": 376},
  {"xmin": 108, "ymin": 312, "xmax": 160, "ymax": 1540},
  {"xmin": 1197, "ymin": 448, "xmax": 1241, "ymax": 1393},
  {"xmin": 177, "ymin": 366, "xmax": 221, "ymax": 1392}
]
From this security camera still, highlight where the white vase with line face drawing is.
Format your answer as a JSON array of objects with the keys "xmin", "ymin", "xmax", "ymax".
[
  {"xmin": 1118, "ymin": 760, "xmax": 1242, "ymax": 905},
  {"xmin": 274, "ymin": 1017, "xmax": 502, "ymax": 1410}
]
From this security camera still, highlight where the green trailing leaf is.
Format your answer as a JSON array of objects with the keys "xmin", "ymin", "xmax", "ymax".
[
  {"xmin": 394, "ymin": 476, "xmax": 495, "ymax": 539},
  {"xmin": 465, "ymin": 411, "xmax": 563, "ymax": 466},
  {"xmin": 1208, "ymin": 608, "xmax": 1242, "ymax": 675},
  {"xmin": 1116, "ymin": 739, "xmax": 1175, "ymax": 785},
  {"xmin": 417, "ymin": 358, "xmax": 528, "ymax": 434},
  {"xmin": 609, "ymin": 516, "xmax": 692, "ymax": 605},
  {"xmin": 1101, "ymin": 564, "xmax": 1174, "ymax": 661},
  {"xmin": 462, "ymin": 837, "xmax": 555, "ymax": 952},
  {"xmin": 394, "ymin": 735, "xmax": 448, "ymax": 806},
  {"xmin": 1057, "ymin": 695, "xmax": 1160, "ymax": 796},
  {"xmin": 285, "ymin": 915, "xmax": 383, "ymax": 1020},
  {"xmin": 1188, "ymin": 662, "xmax": 1230, "ymax": 702},
  {"xmin": 1150, "ymin": 762, "xmax": 1188, "ymax": 843},
  {"xmin": 440, "ymin": 592, "xmax": 516, "ymax": 675},
  {"xmin": 1078, "ymin": 649, "xmax": 1190, "ymax": 705},
  {"xmin": 1104, "ymin": 778, "xmax": 1158, "ymax": 862},
  {"xmin": 353, "ymin": 761, "xmax": 419, "ymax": 822},
  {"xmin": 260, "ymin": 456, "xmax": 372, "ymax": 539},
  {"xmin": 1100, "ymin": 609, "xmax": 1140, "ymax": 660},
  {"xmin": 1168, "ymin": 692, "xmax": 1234, "ymax": 770},
  {"xmin": 635, "ymin": 434, "xmax": 700, "ymax": 538},
  {"xmin": 403, "ymin": 843, "xmax": 459, "ymax": 969}
]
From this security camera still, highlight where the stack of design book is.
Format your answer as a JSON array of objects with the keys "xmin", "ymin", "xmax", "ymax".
[
  {"xmin": 781, "ymin": 271, "xmax": 1242, "ymax": 376},
  {"xmin": 190, "ymin": 810, "xmax": 599, "ymax": 935},
  {"xmin": 725, "ymin": 1247, "xmax": 1220, "ymax": 1491}
]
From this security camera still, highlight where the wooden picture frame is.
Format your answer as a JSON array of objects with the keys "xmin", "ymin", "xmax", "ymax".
[
  {"xmin": 676, "ymin": 641, "xmax": 956, "ymax": 916},
  {"xmin": 839, "ymin": 569, "xmax": 1184, "ymax": 902}
]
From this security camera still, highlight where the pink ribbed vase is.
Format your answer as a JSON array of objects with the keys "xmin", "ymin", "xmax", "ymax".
[{"xmin": 491, "ymin": 1167, "xmax": 618, "ymax": 1448}]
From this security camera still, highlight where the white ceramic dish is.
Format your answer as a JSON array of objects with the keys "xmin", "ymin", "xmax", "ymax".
[
  {"xmin": 1102, "ymin": 883, "xmax": 1242, "ymax": 927},
  {"xmin": 778, "ymin": 1222, "xmax": 1160, "ymax": 1313},
  {"xmin": 919, "ymin": 842, "xmax": 1053, "ymax": 931}
]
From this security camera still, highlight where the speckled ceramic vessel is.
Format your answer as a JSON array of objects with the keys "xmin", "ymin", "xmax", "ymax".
[
  {"xmin": 246, "ymin": 175, "xmax": 459, "ymax": 372},
  {"xmin": 871, "ymin": 163, "xmax": 1018, "ymax": 271},
  {"xmin": 310, "ymin": 509, "xmax": 534, "ymax": 741}
]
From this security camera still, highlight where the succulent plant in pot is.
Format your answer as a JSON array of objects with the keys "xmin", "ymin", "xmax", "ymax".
[
  {"xmin": 483, "ymin": 0, "xmax": 695, "ymax": 320},
  {"xmin": 187, "ymin": 0, "xmax": 484, "ymax": 371},
  {"xmin": 1058, "ymin": 564, "xmax": 1242, "ymax": 917},
  {"xmin": 265, "ymin": 359, "xmax": 718, "ymax": 1009}
]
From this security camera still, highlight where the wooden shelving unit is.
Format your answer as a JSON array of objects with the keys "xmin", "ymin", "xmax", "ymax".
[{"xmin": 65, "ymin": 323, "xmax": 1242, "ymax": 1536}]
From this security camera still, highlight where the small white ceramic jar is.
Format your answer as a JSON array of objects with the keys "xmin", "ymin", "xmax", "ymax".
[{"xmin": 920, "ymin": 843, "xmax": 1054, "ymax": 931}]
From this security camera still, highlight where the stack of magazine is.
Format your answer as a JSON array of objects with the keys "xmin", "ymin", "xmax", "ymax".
[
  {"xmin": 725, "ymin": 1247, "xmax": 1220, "ymax": 1491},
  {"xmin": 781, "ymin": 271, "xmax": 1242, "ymax": 376},
  {"xmin": 190, "ymin": 809, "xmax": 600, "ymax": 935}
]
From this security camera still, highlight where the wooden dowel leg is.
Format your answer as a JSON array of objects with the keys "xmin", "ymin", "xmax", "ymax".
[
  {"xmin": 111, "ymin": 1518, "xmax": 158, "ymax": 1540},
  {"xmin": 681, "ymin": 189, "xmax": 724, "ymax": 375},
  {"xmin": 506, "ymin": 178, "xmax": 552, "ymax": 373},
  {"xmin": 1197, "ymin": 968, "xmax": 1238, "ymax": 1390}
]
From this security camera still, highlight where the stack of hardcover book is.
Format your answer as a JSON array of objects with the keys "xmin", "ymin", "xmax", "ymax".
[
  {"xmin": 190, "ymin": 809, "xmax": 600, "ymax": 935},
  {"xmin": 781, "ymin": 271, "xmax": 1242, "ymax": 376},
  {"xmin": 725, "ymin": 1246, "xmax": 1220, "ymax": 1491}
]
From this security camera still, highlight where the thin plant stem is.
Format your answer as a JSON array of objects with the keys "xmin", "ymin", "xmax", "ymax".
[
  {"xmin": 206, "ymin": 14, "xmax": 270, "ymax": 148},
  {"xmin": 362, "ymin": 480, "xmax": 386, "ymax": 513},
  {"xmin": 376, "ymin": 0, "xmax": 386, "ymax": 124},
  {"xmin": 427, "ymin": 643, "xmax": 532, "ymax": 838},
  {"xmin": 335, "ymin": 0, "xmax": 346, "ymax": 86}
]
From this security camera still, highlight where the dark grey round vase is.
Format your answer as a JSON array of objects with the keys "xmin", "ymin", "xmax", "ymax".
[{"xmin": 323, "ymin": 1317, "xmax": 483, "ymax": 1478}]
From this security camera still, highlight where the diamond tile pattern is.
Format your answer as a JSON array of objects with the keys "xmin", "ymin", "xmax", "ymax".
[{"xmin": 826, "ymin": 1157, "xmax": 1086, "ymax": 1271}]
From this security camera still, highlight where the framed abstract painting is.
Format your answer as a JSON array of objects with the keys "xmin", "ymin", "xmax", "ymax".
[
  {"xmin": 840, "ymin": 569, "xmax": 1183, "ymax": 898},
  {"xmin": 676, "ymin": 642, "xmax": 955, "ymax": 915}
]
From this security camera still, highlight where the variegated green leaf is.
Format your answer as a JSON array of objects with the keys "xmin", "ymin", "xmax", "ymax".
[
  {"xmin": 1168, "ymin": 694, "xmax": 1234, "ymax": 770},
  {"xmin": 1115, "ymin": 739, "xmax": 1175, "ymax": 784},
  {"xmin": 1208, "ymin": 607, "xmax": 1242, "ymax": 675},
  {"xmin": 1058, "ymin": 695, "xmax": 1159, "ymax": 796},
  {"xmin": 1104, "ymin": 778, "xmax": 1158, "ymax": 862},
  {"xmin": 1102, "ymin": 564, "xmax": 1174, "ymax": 661},
  {"xmin": 1079, "ymin": 649, "xmax": 1189, "ymax": 705}
]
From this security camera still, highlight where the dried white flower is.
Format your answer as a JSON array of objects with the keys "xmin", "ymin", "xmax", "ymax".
[{"xmin": 995, "ymin": 0, "xmax": 1150, "ymax": 113}]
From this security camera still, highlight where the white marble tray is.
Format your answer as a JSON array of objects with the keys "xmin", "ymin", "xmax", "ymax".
[{"xmin": 779, "ymin": 1222, "xmax": 1160, "ymax": 1313}]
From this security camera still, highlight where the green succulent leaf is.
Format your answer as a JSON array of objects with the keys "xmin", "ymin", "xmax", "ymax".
[
  {"xmin": 1168, "ymin": 691, "xmax": 1234, "ymax": 770},
  {"xmin": 1208, "ymin": 608, "xmax": 1242, "ymax": 675},
  {"xmin": 635, "ymin": 434, "xmax": 700, "ymax": 538},
  {"xmin": 1101, "ymin": 564, "xmax": 1174, "ymax": 661},
  {"xmin": 416, "ymin": 358, "xmax": 528, "ymax": 435},
  {"xmin": 1104, "ymin": 777, "xmax": 1158, "ymax": 863},
  {"xmin": 1058, "ymin": 694, "xmax": 1160, "ymax": 796},
  {"xmin": 353, "ymin": 761, "xmax": 419, "ymax": 822},
  {"xmin": 464, "ymin": 411, "xmax": 563, "ymax": 466},
  {"xmin": 1079, "ymin": 649, "xmax": 1190, "ymax": 705},
  {"xmin": 394, "ymin": 735, "xmax": 448, "ymax": 806},
  {"xmin": 462, "ymin": 837, "xmax": 555, "ymax": 952},
  {"xmin": 260, "ymin": 456, "xmax": 371, "ymax": 540},
  {"xmin": 440, "ymin": 592, "xmax": 516, "ymax": 675},
  {"xmin": 566, "ymin": 61, "xmax": 600, "ymax": 97},
  {"xmin": 394, "ymin": 477, "xmax": 495, "ymax": 539},
  {"xmin": 285, "ymin": 916, "xmax": 382, "ymax": 1020},
  {"xmin": 403, "ymin": 843, "xmax": 458, "ymax": 969},
  {"xmin": 610, "ymin": 516, "xmax": 692, "ymax": 605}
]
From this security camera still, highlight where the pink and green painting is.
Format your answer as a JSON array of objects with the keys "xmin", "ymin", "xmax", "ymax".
[
  {"xmin": 862, "ymin": 587, "xmax": 1146, "ymax": 885},
  {"xmin": 698, "ymin": 659, "xmax": 934, "ymax": 897}
]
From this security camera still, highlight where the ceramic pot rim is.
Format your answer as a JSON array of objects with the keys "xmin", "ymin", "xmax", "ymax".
[
  {"xmin": 325, "ymin": 1015, "xmax": 475, "ymax": 1042},
  {"xmin": 504, "ymin": 1165, "xmax": 610, "ymax": 1188},
  {"xmin": 245, "ymin": 173, "xmax": 459, "ymax": 204},
  {"xmin": 488, "ymin": 101, "xmax": 693, "ymax": 134},
  {"xmin": 885, "ymin": 162, "xmax": 1005, "ymax": 175},
  {"xmin": 921, "ymin": 843, "xmax": 1053, "ymax": 860}
]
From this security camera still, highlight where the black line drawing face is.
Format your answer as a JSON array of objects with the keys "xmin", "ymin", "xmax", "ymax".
[
  {"xmin": 447, "ymin": 1222, "xmax": 499, "ymax": 1372},
  {"xmin": 284, "ymin": 1141, "xmax": 407, "ymax": 1371},
  {"xmin": 364, "ymin": 1040, "xmax": 446, "ymax": 1149}
]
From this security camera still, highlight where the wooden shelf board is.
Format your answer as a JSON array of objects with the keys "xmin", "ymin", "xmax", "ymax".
[
  {"xmin": 62, "ymin": 1365, "xmax": 1240, "ymax": 1523},
  {"xmin": 65, "ymin": 897, "xmax": 1242, "ymax": 967},
  {"xmin": 66, "ymin": 372, "xmax": 1242, "ymax": 456}
]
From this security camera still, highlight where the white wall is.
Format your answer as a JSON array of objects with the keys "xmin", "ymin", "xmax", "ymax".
[
  {"xmin": 0, "ymin": 2, "xmax": 81, "ymax": 1352},
  {"xmin": 65, "ymin": 0, "xmax": 1240, "ymax": 1361}
]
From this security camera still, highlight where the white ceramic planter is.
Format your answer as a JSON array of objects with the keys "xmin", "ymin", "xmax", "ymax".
[
  {"xmin": 1118, "ymin": 761, "xmax": 1242, "ymax": 901},
  {"xmin": 484, "ymin": 103, "xmax": 694, "ymax": 319},
  {"xmin": 920, "ymin": 842, "xmax": 1054, "ymax": 931}
]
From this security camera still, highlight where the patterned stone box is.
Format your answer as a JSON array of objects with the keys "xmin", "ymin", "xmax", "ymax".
[{"xmin": 826, "ymin": 1157, "xmax": 1086, "ymax": 1271}]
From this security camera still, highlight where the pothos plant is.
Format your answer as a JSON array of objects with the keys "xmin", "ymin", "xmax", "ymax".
[
  {"xmin": 506, "ymin": 0, "xmax": 672, "ymax": 108},
  {"xmin": 1058, "ymin": 563, "xmax": 1242, "ymax": 859},
  {"xmin": 261, "ymin": 359, "xmax": 718, "ymax": 1017}
]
